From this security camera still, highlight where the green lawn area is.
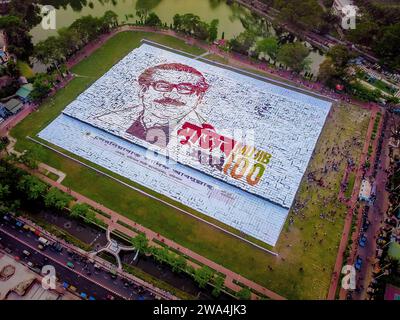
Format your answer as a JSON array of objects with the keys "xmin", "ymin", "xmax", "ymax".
[
  {"xmin": 11, "ymin": 31, "xmax": 371, "ymax": 299},
  {"xmin": 345, "ymin": 173, "xmax": 356, "ymax": 199},
  {"xmin": 17, "ymin": 60, "xmax": 35, "ymax": 79},
  {"xmin": 373, "ymin": 79, "xmax": 397, "ymax": 95},
  {"xmin": 46, "ymin": 171, "xmax": 59, "ymax": 181}
]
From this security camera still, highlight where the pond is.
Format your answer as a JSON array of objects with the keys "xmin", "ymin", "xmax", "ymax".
[
  {"xmin": 30, "ymin": 0, "xmax": 248, "ymax": 43},
  {"xmin": 30, "ymin": 0, "xmax": 325, "ymax": 74}
]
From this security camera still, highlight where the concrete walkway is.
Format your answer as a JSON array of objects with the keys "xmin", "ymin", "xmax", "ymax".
[
  {"xmin": 6, "ymin": 135, "xmax": 66, "ymax": 183},
  {"xmin": 90, "ymin": 228, "xmax": 137, "ymax": 270}
]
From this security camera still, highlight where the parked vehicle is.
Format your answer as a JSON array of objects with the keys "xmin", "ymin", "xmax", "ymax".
[
  {"xmin": 67, "ymin": 261, "xmax": 74, "ymax": 269},
  {"xmin": 22, "ymin": 250, "xmax": 31, "ymax": 257},
  {"xmin": 15, "ymin": 221, "xmax": 24, "ymax": 228},
  {"xmin": 38, "ymin": 237, "xmax": 50, "ymax": 246},
  {"xmin": 355, "ymin": 257, "xmax": 363, "ymax": 271},
  {"xmin": 69, "ymin": 285, "xmax": 77, "ymax": 292},
  {"xmin": 359, "ymin": 235, "xmax": 367, "ymax": 247},
  {"xmin": 51, "ymin": 242, "xmax": 63, "ymax": 252}
]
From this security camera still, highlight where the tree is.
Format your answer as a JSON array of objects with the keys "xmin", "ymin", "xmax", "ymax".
[
  {"xmin": 193, "ymin": 266, "xmax": 214, "ymax": 288},
  {"xmin": 236, "ymin": 287, "xmax": 251, "ymax": 300},
  {"xmin": 152, "ymin": 246, "xmax": 170, "ymax": 264},
  {"xmin": 192, "ymin": 20, "xmax": 210, "ymax": 41},
  {"xmin": 173, "ymin": 13, "xmax": 210, "ymax": 40},
  {"xmin": 70, "ymin": 203, "xmax": 89, "ymax": 218},
  {"xmin": 346, "ymin": 19, "xmax": 379, "ymax": 47},
  {"xmin": 212, "ymin": 275, "xmax": 225, "ymax": 297},
  {"xmin": 274, "ymin": 0, "xmax": 324, "ymax": 31},
  {"xmin": 144, "ymin": 12, "xmax": 162, "ymax": 27},
  {"xmin": 318, "ymin": 58, "xmax": 340, "ymax": 87},
  {"xmin": 0, "ymin": 184, "xmax": 10, "ymax": 200},
  {"xmin": 102, "ymin": 10, "xmax": 119, "ymax": 31},
  {"xmin": 349, "ymin": 81, "xmax": 382, "ymax": 102},
  {"xmin": 318, "ymin": 44, "xmax": 355, "ymax": 87},
  {"xmin": 131, "ymin": 233, "xmax": 149, "ymax": 253},
  {"xmin": 374, "ymin": 23, "xmax": 400, "ymax": 70},
  {"xmin": 18, "ymin": 149, "xmax": 41, "ymax": 170},
  {"xmin": 277, "ymin": 42, "xmax": 311, "ymax": 73},
  {"xmin": 17, "ymin": 175, "xmax": 47, "ymax": 201},
  {"xmin": 173, "ymin": 14, "xmax": 182, "ymax": 30},
  {"xmin": 255, "ymin": 37, "xmax": 279, "ymax": 62},
  {"xmin": 170, "ymin": 255, "xmax": 187, "ymax": 273},
  {"xmin": 229, "ymin": 30, "xmax": 256, "ymax": 55},
  {"xmin": 0, "ymin": 15, "xmax": 33, "ymax": 60},
  {"xmin": 83, "ymin": 209, "xmax": 96, "ymax": 222},
  {"xmin": 327, "ymin": 45, "xmax": 353, "ymax": 69},
  {"xmin": 0, "ymin": 136, "xmax": 9, "ymax": 152},
  {"xmin": 44, "ymin": 188, "xmax": 72, "ymax": 210},
  {"xmin": 34, "ymin": 36, "xmax": 65, "ymax": 75},
  {"xmin": 69, "ymin": 15, "xmax": 102, "ymax": 44},
  {"xmin": 58, "ymin": 27, "xmax": 82, "ymax": 57},
  {"xmin": 30, "ymin": 73, "xmax": 54, "ymax": 102},
  {"xmin": 208, "ymin": 19, "xmax": 219, "ymax": 43},
  {"xmin": 136, "ymin": 8, "xmax": 149, "ymax": 24},
  {"xmin": 9, "ymin": 0, "xmax": 41, "ymax": 28}
]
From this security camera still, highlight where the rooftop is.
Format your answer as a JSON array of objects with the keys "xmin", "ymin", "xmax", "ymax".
[
  {"xmin": 16, "ymin": 83, "xmax": 33, "ymax": 99},
  {"xmin": 4, "ymin": 98, "xmax": 23, "ymax": 114}
]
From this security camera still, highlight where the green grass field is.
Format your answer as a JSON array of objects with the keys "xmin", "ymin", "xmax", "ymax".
[
  {"xmin": 345, "ymin": 173, "xmax": 356, "ymax": 199},
  {"xmin": 11, "ymin": 31, "xmax": 371, "ymax": 299}
]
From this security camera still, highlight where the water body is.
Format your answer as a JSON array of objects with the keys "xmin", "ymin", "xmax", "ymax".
[
  {"xmin": 30, "ymin": 0, "xmax": 324, "ymax": 74},
  {"xmin": 31, "ymin": 0, "xmax": 248, "ymax": 43}
]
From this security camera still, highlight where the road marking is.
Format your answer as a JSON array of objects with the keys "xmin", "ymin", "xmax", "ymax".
[{"xmin": 89, "ymin": 233, "xmax": 101, "ymax": 246}]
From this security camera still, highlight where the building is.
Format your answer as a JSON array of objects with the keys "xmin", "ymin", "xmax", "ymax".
[
  {"xmin": 359, "ymin": 179, "xmax": 372, "ymax": 202},
  {"xmin": 15, "ymin": 83, "xmax": 33, "ymax": 103},
  {"xmin": 332, "ymin": 0, "xmax": 354, "ymax": 17},
  {"xmin": 2, "ymin": 98, "xmax": 23, "ymax": 116},
  {"xmin": 0, "ymin": 252, "xmax": 79, "ymax": 300}
]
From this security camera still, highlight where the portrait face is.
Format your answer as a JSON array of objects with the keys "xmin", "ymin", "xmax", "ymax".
[{"xmin": 138, "ymin": 64, "xmax": 209, "ymax": 125}]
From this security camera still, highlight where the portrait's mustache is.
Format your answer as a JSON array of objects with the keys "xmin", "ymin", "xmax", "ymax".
[{"xmin": 154, "ymin": 97, "xmax": 185, "ymax": 106}]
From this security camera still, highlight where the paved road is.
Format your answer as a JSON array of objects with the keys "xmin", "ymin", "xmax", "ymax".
[
  {"xmin": 351, "ymin": 114, "xmax": 392, "ymax": 300},
  {"xmin": 0, "ymin": 217, "xmax": 155, "ymax": 300},
  {"xmin": 327, "ymin": 106, "xmax": 379, "ymax": 299}
]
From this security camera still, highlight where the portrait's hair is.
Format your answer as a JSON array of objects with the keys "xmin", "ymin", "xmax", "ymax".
[{"xmin": 138, "ymin": 63, "xmax": 209, "ymax": 94}]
